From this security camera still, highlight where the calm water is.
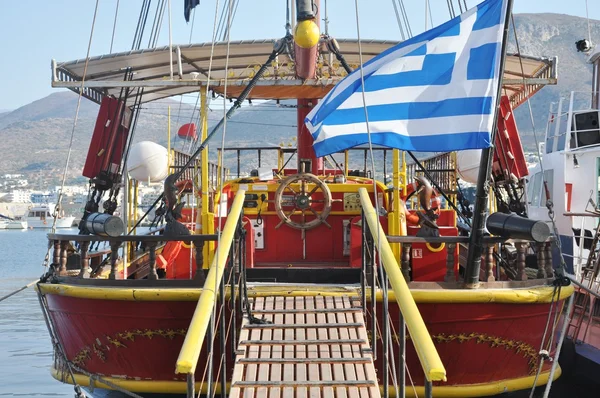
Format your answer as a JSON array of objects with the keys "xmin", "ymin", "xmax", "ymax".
[{"xmin": 0, "ymin": 229, "xmax": 74, "ymax": 397}]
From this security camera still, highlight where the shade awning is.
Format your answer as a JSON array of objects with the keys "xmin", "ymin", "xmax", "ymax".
[{"xmin": 52, "ymin": 39, "xmax": 556, "ymax": 109}]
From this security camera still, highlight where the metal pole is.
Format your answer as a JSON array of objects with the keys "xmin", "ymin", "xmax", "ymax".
[
  {"xmin": 361, "ymin": 210, "xmax": 367, "ymax": 312},
  {"xmin": 206, "ymin": 314, "xmax": 214, "ymax": 397},
  {"xmin": 425, "ymin": 379, "xmax": 433, "ymax": 398},
  {"xmin": 220, "ymin": 260, "xmax": 227, "ymax": 398},
  {"xmin": 382, "ymin": 268, "xmax": 389, "ymax": 398},
  {"xmin": 543, "ymin": 294, "xmax": 575, "ymax": 398},
  {"xmin": 168, "ymin": 0, "xmax": 173, "ymax": 79},
  {"xmin": 187, "ymin": 373, "xmax": 194, "ymax": 398},
  {"xmin": 465, "ymin": 0, "xmax": 514, "ymax": 288},
  {"xmin": 369, "ymin": 226, "xmax": 377, "ymax": 360},
  {"xmin": 399, "ymin": 313, "xmax": 406, "ymax": 398}
]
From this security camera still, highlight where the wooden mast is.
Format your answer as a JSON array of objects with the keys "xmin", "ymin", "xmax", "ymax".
[{"xmin": 464, "ymin": 0, "xmax": 515, "ymax": 288}]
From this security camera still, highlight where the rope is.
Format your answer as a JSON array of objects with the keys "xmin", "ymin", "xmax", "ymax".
[
  {"xmin": 390, "ymin": 0, "xmax": 406, "ymax": 40},
  {"xmin": 50, "ymin": 0, "xmax": 99, "ymax": 236},
  {"xmin": 585, "ymin": 0, "xmax": 592, "ymax": 45},
  {"xmin": 109, "ymin": 0, "xmax": 120, "ymax": 53},
  {"xmin": 0, "ymin": 279, "xmax": 38, "ymax": 303}
]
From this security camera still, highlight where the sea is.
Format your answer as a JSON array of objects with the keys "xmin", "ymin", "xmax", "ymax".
[
  {"xmin": 0, "ymin": 228, "xmax": 74, "ymax": 397},
  {"xmin": 0, "ymin": 229, "xmax": 593, "ymax": 397}
]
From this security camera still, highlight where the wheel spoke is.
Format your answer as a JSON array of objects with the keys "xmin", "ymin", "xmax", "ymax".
[
  {"xmin": 285, "ymin": 185, "xmax": 298, "ymax": 195},
  {"xmin": 285, "ymin": 208, "xmax": 296, "ymax": 219},
  {"xmin": 308, "ymin": 206, "xmax": 321, "ymax": 220},
  {"xmin": 308, "ymin": 185, "xmax": 320, "ymax": 196},
  {"xmin": 301, "ymin": 178, "xmax": 307, "ymax": 195},
  {"xmin": 311, "ymin": 199, "xmax": 325, "ymax": 203}
]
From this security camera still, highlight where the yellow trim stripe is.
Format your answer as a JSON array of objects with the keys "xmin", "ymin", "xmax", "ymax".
[
  {"xmin": 51, "ymin": 366, "xmax": 561, "ymax": 397},
  {"xmin": 36, "ymin": 283, "xmax": 574, "ymax": 304}
]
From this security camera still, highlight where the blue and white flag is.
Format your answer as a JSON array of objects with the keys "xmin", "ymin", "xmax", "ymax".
[{"xmin": 305, "ymin": 0, "xmax": 509, "ymax": 157}]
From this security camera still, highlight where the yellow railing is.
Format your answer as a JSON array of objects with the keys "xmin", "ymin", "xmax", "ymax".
[
  {"xmin": 175, "ymin": 189, "xmax": 246, "ymax": 375},
  {"xmin": 358, "ymin": 187, "xmax": 447, "ymax": 382}
]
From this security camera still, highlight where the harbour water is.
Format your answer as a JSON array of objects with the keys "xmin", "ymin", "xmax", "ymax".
[{"xmin": 0, "ymin": 228, "xmax": 73, "ymax": 397}]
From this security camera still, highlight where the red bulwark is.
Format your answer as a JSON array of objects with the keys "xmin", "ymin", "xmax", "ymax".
[
  {"xmin": 82, "ymin": 97, "xmax": 132, "ymax": 179},
  {"xmin": 493, "ymin": 95, "xmax": 529, "ymax": 181}
]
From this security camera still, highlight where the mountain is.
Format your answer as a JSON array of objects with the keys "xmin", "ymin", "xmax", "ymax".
[
  {"xmin": 0, "ymin": 13, "xmax": 598, "ymax": 181},
  {"xmin": 510, "ymin": 13, "xmax": 600, "ymax": 149}
]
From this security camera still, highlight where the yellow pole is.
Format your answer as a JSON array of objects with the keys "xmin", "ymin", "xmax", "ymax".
[
  {"xmin": 344, "ymin": 150, "xmax": 349, "ymax": 176},
  {"xmin": 167, "ymin": 106, "xmax": 171, "ymax": 167},
  {"xmin": 200, "ymin": 90, "xmax": 214, "ymax": 268},
  {"xmin": 390, "ymin": 149, "xmax": 402, "ymax": 261},
  {"xmin": 175, "ymin": 189, "xmax": 246, "ymax": 375},
  {"xmin": 358, "ymin": 188, "xmax": 447, "ymax": 382}
]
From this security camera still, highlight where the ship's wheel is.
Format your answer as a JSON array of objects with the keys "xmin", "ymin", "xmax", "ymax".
[{"xmin": 274, "ymin": 173, "xmax": 333, "ymax": 230}]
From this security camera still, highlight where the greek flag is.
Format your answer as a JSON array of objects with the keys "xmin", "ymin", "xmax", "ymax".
[{"xmin": 305, "ymin": 0, "xmax": 509, "ymax": 157}]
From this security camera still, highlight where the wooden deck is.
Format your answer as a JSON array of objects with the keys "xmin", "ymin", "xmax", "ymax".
[{"xmin": 229, "ymin": 295, "xmax": 381, "ymax": 398}]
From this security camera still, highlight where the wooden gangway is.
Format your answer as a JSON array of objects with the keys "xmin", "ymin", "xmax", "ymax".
[{"xmin": 229, "ymin": 295, "xmax": 381, "ymax": 398}]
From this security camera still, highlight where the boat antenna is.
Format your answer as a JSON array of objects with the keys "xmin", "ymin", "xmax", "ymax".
[{"xmin": 464, "ymin": 0, "xmax": 514, "ymax": 288}]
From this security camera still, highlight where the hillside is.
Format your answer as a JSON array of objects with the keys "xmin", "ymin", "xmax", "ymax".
[{"xmin": 0, "ymin": 13, "xmax": 599, "ymax": 181}]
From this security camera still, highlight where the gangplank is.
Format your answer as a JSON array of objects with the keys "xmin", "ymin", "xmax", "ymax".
[{"xmin": 229, "ymin": 294, "xmax": 381, "ymax": 398}]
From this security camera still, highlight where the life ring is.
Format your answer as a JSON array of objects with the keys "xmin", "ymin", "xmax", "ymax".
[{"xmin": 426, "ymin": 241, "xmax": 445, "ymax": 252}]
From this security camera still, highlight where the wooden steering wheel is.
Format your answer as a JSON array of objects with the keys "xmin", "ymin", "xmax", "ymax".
[{"xmin": 274, "ymin": 173, "xmax": 333, "ymax": 230}]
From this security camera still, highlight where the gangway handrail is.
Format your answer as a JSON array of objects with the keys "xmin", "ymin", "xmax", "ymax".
[
  {"xmin": 175, "ymin": 189, "xmax": 246, "ymax": 375},
  {"xmin": 358, "ymin": 187, "xmax": 447, "ymax": 382}
]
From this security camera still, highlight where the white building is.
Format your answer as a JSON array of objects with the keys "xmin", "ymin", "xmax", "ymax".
[{"xmin": 4, "ymin": 190, "xmax": 32, "ymax": 203}]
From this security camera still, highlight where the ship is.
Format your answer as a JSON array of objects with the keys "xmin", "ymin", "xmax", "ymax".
[
  {"xmin": 35, "ymin": 1, "xmax": 574, "ymax": 397},
  {"xmin": 527, "ymin": 44, "xmax": 600, "ymax": 393}
]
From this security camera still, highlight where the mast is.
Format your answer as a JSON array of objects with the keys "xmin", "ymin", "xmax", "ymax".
[
  {"xmin": 464, "ymin": 0, "xmax": 514, "ymax": 288},
  {"xmin": 591, "ymin": 51, "xmax": 600, "ymax": 109},
  {"xmin": 294, "ymin": 0, "xmax": 323, "ymax": 174}
]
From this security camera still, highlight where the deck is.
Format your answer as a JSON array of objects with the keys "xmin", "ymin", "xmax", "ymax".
[{"xmin": 229, "ymin": 295, "xmax": 381, "ymax": 398}]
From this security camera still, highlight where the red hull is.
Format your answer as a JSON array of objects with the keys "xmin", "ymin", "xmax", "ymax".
[{"xmin": 45, "ymin": 290, "xmax": 565, "ymax": 391}]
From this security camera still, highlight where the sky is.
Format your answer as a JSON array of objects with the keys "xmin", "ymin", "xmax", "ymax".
[{"xmin": 0, "ymin": 0, "xmax": 599, "ymax": 111}]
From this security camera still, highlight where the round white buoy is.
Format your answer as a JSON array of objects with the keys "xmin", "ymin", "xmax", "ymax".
[
  {"xmin": 127, "ymin": 141, "xmax": 169, "ymax": 182},
  {"xmin": 456, "ymin": 149, "xmax": 481, "ymax": 184}
]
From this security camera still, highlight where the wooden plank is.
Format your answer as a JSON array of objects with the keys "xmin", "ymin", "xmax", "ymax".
[
  {"xmin": 282, "ymin": 296, "xmax": 295, "ymax": 398},
  {"xmin": 257, "ymin": 296, "xmax": 275, "ymax": 397},
  {"xmin": 296, "ymin": 296, "xmax": 308, "ymax": 398},
  {"xmin": 270, "ymin": 297, "xmax": 284, "ymax": 398},
  {"xmin": 230, "ymin": 294, "xmax": 381, "ymax": 398}
]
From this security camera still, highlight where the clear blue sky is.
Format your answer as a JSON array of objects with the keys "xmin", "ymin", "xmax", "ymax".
[{"xmin": 0, "ymin": 0, "xmax": 598, "ymax": 110}]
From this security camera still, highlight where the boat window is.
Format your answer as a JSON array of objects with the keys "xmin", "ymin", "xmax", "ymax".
[
  {"xmin": 546, "ymin": 123, "xmax": 555, "ymax": 154},
  {"xmin": 571, "ymin": 111, "xmax": 600, "ymax": 149},
  {"xmin": 28, "ymin": 211, "xmax": 34, "ymax": 217},
  {"xmin": 541, "ymin": 169, "xmax": 554, "ymax": 205},
  {"xmin": 531, "ymin": 172, "xmax": 543, "ymax": 207}
]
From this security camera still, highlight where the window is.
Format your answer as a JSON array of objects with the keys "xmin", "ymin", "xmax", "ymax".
[{"xmin": 531, "ymin": 172, "xmax": 543, "ymax": 207}]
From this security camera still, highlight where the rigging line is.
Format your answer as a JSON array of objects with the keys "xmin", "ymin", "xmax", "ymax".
[
  {"xmin": 51, "ymin": 0, "xmax": 100, "ymax": 234},
  {"xmin": 353, "ymin": 3, "xmax": 389, "ymax": 387},
  {"xmin": 109, "ymin": 0, "xmax": 120, "ymax": 53},
  {"xmin": 446, "ymin": 0, "xmax": 456, "ymax": 19},
  {"xmin": 586, "ymin": 0, "xmax": 592, "ymax": 44},
  {"xmin": 457, "ymin": 0, "xmax": 464, "ymax": 13},
  {"xmin": 133, "ymin": 0, "xmax": 152, "ymax": 50},
  {"xmin": 188, "ymin": 3, "xmax": 197, "ymax": 43},
  {"xmin": 427, "ymin": 0, "xmax": 434, "ymax": 30},
  {"xmin": 398, "ymin": 0, "xmax": 413, "ymax": 38},
  {"xmin": 148, "ymin": 0, "xmax": 164, "ymax": 48},
  {"xmin": 390, "ymin": 0, "xmax": 406, "ymax": 40}
]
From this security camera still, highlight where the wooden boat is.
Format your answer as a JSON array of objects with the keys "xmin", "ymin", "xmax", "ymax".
[{"xmin": 36, "ymin": 1, "xmax": 573, "ymax": 397}]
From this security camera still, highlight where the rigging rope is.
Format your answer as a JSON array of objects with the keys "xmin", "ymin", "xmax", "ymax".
[
  {"xmin": 585, "ymin": 0, "xmax": 592, "ymax": 45},
  {"xmin": 109, "ymin": 0, "xmax": 120, "ymax": 53},
  {"xmin": 50, "ymin": 0, "xmax": 100, "ymax": 234},
  {"xmin": 390, "ymin": 0, "xmax": 406, "ymax": 40}
]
